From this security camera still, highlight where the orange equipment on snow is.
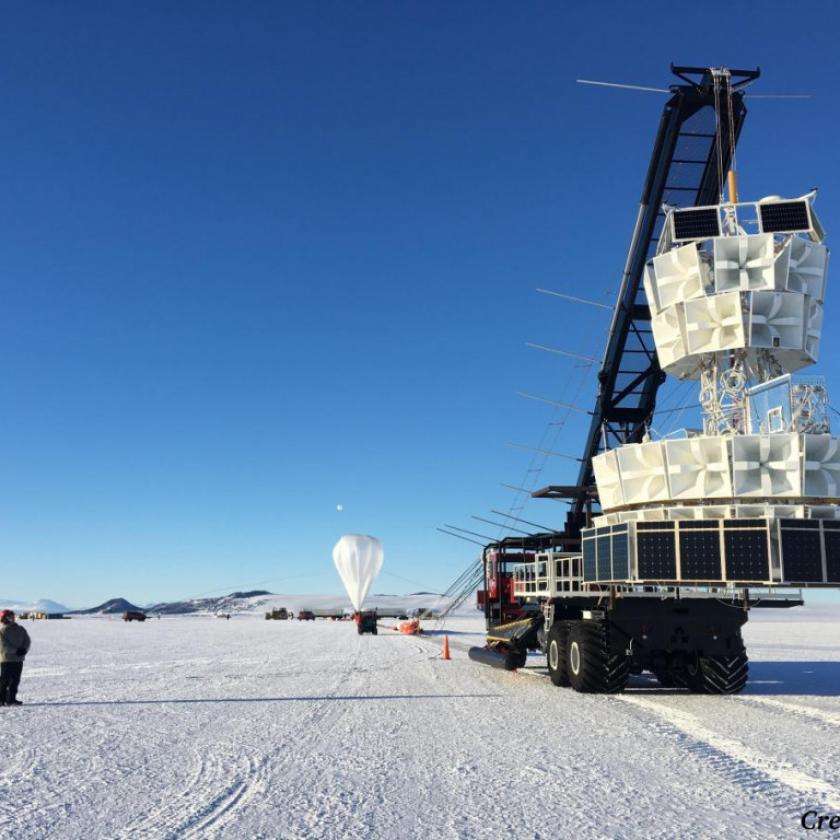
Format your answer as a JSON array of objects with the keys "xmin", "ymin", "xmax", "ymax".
[{"xmin": 397, "ymin": 619, "xmax": 421, "ymax": 635}]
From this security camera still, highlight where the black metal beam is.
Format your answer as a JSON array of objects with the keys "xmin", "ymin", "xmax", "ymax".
[{"xmin": 570, "ymin": 66, "xmax": 756, "ymax": 523}]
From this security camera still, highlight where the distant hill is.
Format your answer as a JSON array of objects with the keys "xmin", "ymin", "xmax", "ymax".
[
  {"xmin": 143, "ymin": 590, "xmax": 462, "ymax": 617},
  {"xmin": 2, "ymin": 591, "xmax": 468, "ymax": 619},
  {"xmin": 148, "ymin": 590, "xmax": 272, "ymax": 615},
  {"xmin": 0, "ymin": 598, "xmax": 71, "ymax": 614},
  {"xmin": 71, "ymin": 597, "xmax": 143, "ymax": 615}
]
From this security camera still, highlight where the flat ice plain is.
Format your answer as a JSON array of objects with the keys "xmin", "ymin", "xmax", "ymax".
[{"xmin": 2, "ymin": 604, "xmax": 840, "ymax": 839}]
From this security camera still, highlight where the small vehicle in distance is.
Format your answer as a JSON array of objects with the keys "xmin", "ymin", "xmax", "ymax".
[
  {"xmin": 297, "ymin": 610, "xmax": 315, "ymax": 621},
  {"xmin": 123, "ymin": 611, "xmax": 147, "ymax": 622},
  {"xmin": 355, "ymin": 610, "xmax": 378, "ymax": 635}
]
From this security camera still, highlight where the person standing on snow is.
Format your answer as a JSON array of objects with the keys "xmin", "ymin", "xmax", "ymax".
[{"xmin": 0, "ymin": 610, "xmax": 31, "ymax": 706}]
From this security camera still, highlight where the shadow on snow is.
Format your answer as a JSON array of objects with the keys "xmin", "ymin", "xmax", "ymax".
[
  {"xmin": 22, "ymin": 692, "xmax": 502, "ymax": 708},
  {"xmin": 620, "ymin": 660, "xmax": 840, "ymax": 696}
]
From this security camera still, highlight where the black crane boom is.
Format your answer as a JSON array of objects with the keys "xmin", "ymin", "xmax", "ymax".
[{"xmin": 570, "ymin": 65, "xmax": 759, "ymax": 525}]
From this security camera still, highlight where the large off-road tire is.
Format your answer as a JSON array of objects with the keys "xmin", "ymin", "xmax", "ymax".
[
  {"xmin": 546, "ymin": 622, "xmax": 571, "ymax": 686},
  {"xmin": 357, "ymin": 624, "xmax": 363, "ymax": 635},
  {"xmin": 684, "ymin": 649, "xmax": 749, "ymax": 694},
  {"xmin": 372, "ymin": 626, "xmax": 378, "ymax": 636},
  {"xmin": 566, "ymin": 620, "xmax": 629, "ymax": 694}
]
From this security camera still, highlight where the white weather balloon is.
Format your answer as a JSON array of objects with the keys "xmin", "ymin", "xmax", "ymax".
[{"xmin": 332, "ymin": 534, "xmax": 383, "ymax": 612}]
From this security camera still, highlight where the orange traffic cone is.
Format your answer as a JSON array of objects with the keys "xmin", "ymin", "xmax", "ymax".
[{"xmin": 442, "ymin": 635, "xmax": 451, "ymax": 660}]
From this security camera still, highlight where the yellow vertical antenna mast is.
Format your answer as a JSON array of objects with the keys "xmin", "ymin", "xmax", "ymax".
[
  {"xmin": 727, "ymin": 169, "xmax": 738, "ymax": 204},
  {"xmin": 725, "ymin": 68, "xmax": 739, "ymax": 204}
]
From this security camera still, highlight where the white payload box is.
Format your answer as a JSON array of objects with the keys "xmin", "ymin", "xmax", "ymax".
[
  {"xmin": 805, "ymin": 298, "xmax": 824, "ymax": 361},
  {"xmin": 642, "ymin": 225, "xmax": 828, "ymax": 379},
  {"xmin": 666, "ymin": 506, "xmax": 701, "ymax": 520},
  {"xmin": 616, "ymin": 442, "xmax": 669, "ymax": 505},
  {"xmin": 592, "ymin": 449, "xmax": 624, "ymax": 510},
  {"xmin": 731, "ymin": 434, "xmax": 802, "ymax": 497},
  {"xmin": 646, "ymin": 243, "xmax": 709, "ymax": 312},
  {"xmin": 650, "ymin": 304, "xmax": 689, "ymax": 372},
  {"xmin": 748, "ymin": 291, "xmax": 805, "ymax": 351},
  {"xmin": 697, "ymin": 505, "xmax": 732, "ymax": 520},
  {"xmin": 787, "ymin": 237, "xmax": 828, "ymax": 300},
  {"xmin": 803, "ymin": 435, "xmax": 840, "ymax": 497},
  {"xmin": 684, "ymin": 291, "xmax": 745, "ymax": 356},
  {"xmin": 733, "ymin": 504, "xmax": 768, "ymax": 519},
  {"xmin": 809, "ymin": 505, "xmax": 840, "ymax": 519},
  {"xmin": 768, "ymin": 504, "xmax": 806, "ymax": 519},
  {"xmin": 635, "ymin": 507, "xmax": 667, "ymax": 521},
  {"xmin": 713, "ymin": 233, "xmax": 786, "ymax": 293},
  {"xmin": 332, "ymin": 534, "xmax": 384, "ymax": 613},
  {"xmin": 664, "ymin": 437, "xmax": 732, "ymax": 499}
]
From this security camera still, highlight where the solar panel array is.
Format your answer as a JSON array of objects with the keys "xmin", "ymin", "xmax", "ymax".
[
  {"xmin": 672, "ymin": 206, "xmax": 721, "ymax": 241},
  {"xmin": 759, "ymin": 200, "xmax": 811, "ymax": 234}
]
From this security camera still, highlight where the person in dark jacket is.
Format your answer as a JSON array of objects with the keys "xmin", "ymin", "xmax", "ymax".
[{"xmin": 0, "ymin": 610, "xmax": 31, "ymax": 706}]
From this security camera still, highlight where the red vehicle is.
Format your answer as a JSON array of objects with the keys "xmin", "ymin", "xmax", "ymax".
[
  {"xmin": 484, "ymin": 550, "xmax": 530, "ymax": 624},
  {"xmin": 297, "ymin": 610, "xmax": 315, "ymax": 621}
]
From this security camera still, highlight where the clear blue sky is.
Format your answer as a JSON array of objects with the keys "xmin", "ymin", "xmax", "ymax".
[{"xmin": 2, "ymin": 2, "xmax": 840, "ymax": 606}]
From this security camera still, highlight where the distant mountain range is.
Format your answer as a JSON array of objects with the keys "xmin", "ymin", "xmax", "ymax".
[
  {"xmin": 1, "ymin": 590, "xmax": 455, "ymax": 617},
  {"xmin": 0, "ymin": 598, "xmax": 71, "ymax": 614},
  {"xmin": 147, "ymin": 590, "xmax": 272, "ymax": 615}
]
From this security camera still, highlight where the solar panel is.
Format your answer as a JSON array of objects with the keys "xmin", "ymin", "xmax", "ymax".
[
  {"xmin": 724, "ymin": 529, "xmax": 770, "ymax": 581},
  {"xmin": 582, "ymin": 536, "xmax": 597, "ymax": 581},
  {"xmin": 672, "ymin": 207, "xmax": 721, "ymax": 241},
  {"xmin": 611, "ymin": 533, "xmax": 629, "ymax": 579},
  {"xmin": 759, "ymin": 200, "xmax": 811, "ymax": 234},
  {"xmin": 826, "ymin": 532, "xmax": 840, "ymax": 583},
  {"xmin": 596, "ymin": 534, "xmax": 611, "ymax": 580},
  {"xmin": 637, "ymin": 532, "xmax": 677, "ymax": 579},
  {"xmin": 780, "ymin": 528, "xmax": 823, "ymax": 582},
  {"xmin": 679, "ymin": 530, "xmax": 723, "ymax": 580}
]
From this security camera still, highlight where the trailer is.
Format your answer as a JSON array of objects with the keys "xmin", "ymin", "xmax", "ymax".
[
  {"xmin": 373, "ymin": 609, "xmax": 410, "ymax": 619},
  {"xmin": 311, "ymin": 609, "xmax": 345, "ymax": 620},
  {"xmin": 468, "ymin": 65, "xmax": 839, "ymax": 693}
]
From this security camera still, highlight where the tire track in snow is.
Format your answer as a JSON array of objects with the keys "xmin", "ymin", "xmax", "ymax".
[
  {"xmin": 115, "ymin": 740, "xmax": 230, "ymax": 839},
  {"xmin": 134, "ymin": 635, "xmax": 374, "ymax": 839},
  {"xmin": 177, "ymin": 754, "xmax": 264, "ymax": 840},
  {"xmin": 737, "ymin": 695, "xmax": 840, "ymax": 729},
  {"xmin": 617, "ymin": 695, "xmax": 840, "ymax": 813},
  {"xmin": 256, "ymin": 634, "xmax": 438, "ymax": 839},
  {"xmin": 117, "ymin": 723, "xmax": 269, "ymax": 839},
  {"xmin": 3, "ymin": 714, "xmax": 131, "ymax": 834},
  {"xmin": 0, "ymin": 734, "xmax": 55, "ymax": 826},
  {"xmin": 510, "ymin": 664, "xmax": 840, "ymax": 816},
  {"xmin": 257, "ymin": 639, "xmax": 374, "ymax": 795}
]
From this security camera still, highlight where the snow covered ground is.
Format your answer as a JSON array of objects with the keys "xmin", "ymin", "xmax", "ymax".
[{"xmin": 2, "ymin": 605, "xmax": 840, "ymax": 838}]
